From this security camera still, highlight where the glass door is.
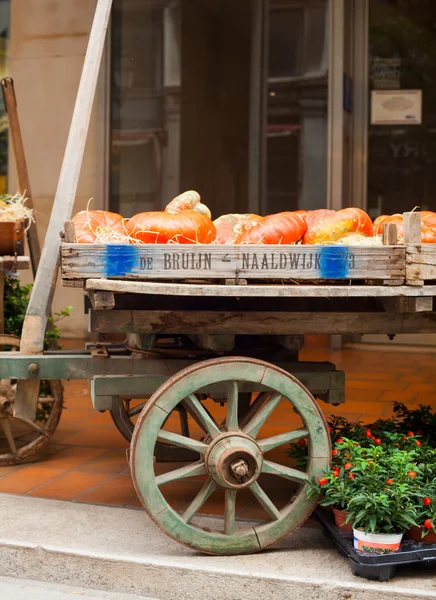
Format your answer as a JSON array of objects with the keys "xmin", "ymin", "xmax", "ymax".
[{"xmin": 109, "ymin": 0, "xmax": 353, "ymax": 219}]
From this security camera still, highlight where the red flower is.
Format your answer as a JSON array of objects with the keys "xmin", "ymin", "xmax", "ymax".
[
  {"xmin": 416, "ymin": 440, "xmax": 422, "ymax": 447},
  {"xmin": 407, "ymin": 471, "xmax": 417, "ymax": 479},
  {"xmin": 348, "ymin": 473, "xmax": 357, "ymax": 480},
  {"xmin": 318, "ymin": 478, "xmax": 329, "ymax": 486},
  {"xmin": 424, "ymin": 519, "xmax": 433, "ymax": 529},
  {"xmin": 386, "ymin": 479, "xmax": 395, "ymax": 485},
  {"xmin": 407, "ymin": 431, "xmax": 414, "ymax": 437},
  {"xmin": 336, "ymin": 438, "xmax": 345, "ymax": 444},
  {"xmin": 423, "ymin": 497, "xmax": 432, "ymax": 506},
  {"xmin": 344, "ymin": 463, "xmax": 353, "ymax": 470}
]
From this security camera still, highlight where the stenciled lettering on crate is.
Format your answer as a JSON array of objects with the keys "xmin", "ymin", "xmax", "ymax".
[{"xmin": 61, "ymin": 244, "xmax": 405, "ymax": 281}]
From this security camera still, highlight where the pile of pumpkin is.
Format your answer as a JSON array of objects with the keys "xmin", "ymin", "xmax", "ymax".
[{"xmin": 72, "ymin": 191, "xmax": 436, "ymax": 245}]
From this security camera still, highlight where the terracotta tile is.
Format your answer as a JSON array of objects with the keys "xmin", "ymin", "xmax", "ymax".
[
  {"xmin": 79, "ymin": 411, "xmax": 116, "ymax": 428},
  {"xmin": 0, "ymin": 466, "xmax": 66, "ymax": 494},
  {"xmin": 43, "ymin": 446, "xmax": 107, "ymax": 469},
  {"xmin": 58, "ymin": 408, "xmax": 94, "ymax": 425},
  {"xmin": 77, "ymin": 474, "xmax": 137, "ymax": 506},
  {"xmin": 59, "ymin": 428, "xmax": 129, "ymax": 449},
  {"xmin": 0, "ymin": 465, "xmax": 26, "ymax": 479},
  {"xmin": 28, "ymin": 471, "xmax": 110, "ymax": 500},
  {"xmin": 79, "ymin": 449, "xmax": 129, "ymax": 474}
]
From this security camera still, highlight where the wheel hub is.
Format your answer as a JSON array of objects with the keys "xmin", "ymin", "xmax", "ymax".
[{"xmin": 205, "ymin": 433, "xmax": 263, "ymax": 489}]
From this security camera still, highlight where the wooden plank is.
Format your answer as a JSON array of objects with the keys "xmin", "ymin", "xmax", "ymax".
[
  {"xmin": 15, "ymin": 0, "xmax": 114, "ymax": 420},
  {"xmin": 382, "ymin": 222, "xmax": 398, "ymax": 245},
  {"xmin": 62, "ymin": 243, "xmax": 405, "ymax": 281},
  {"xmin": 88, "ymin": 290, "xmax": 115, "ymax": 311},
  {"xmin": 89, "ymin": 309, "xmax": 436, "ymax": 335},
  {"xmin": 0, "ymin": 256, "xmax": 30, "ymax": 271},
  {"xmin": 64, "ymin": 220, "xmax": 77, "ymax": 243},
  {"xmin": 406, "ymin": 244, "xmax": 436, "ymax": 284},
  {"xmin": 0, "ymin": 272, "xmax": 4, "ymax": 333},
  {"xmin": 403, "ymin": 212, "xmax": 422, "ymax": 243},
  {"xmin": 83, "ymin": 279, "xmax": 436, "ymax": 298},
  {"xmin": 381, "ymin": 297, "xmax": 433, "ymax": 313}
]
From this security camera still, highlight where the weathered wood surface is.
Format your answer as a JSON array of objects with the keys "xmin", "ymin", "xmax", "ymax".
[
  {"xmin": 15, "ymin": 0, "xmax": 114, "ymax": 420},
  {"xmin": 62, "ymin": 243, "xmax": 405, "ymax": 281},
  {"xmin": 84, "ymin": 278, "xmax": 436, "ymax": 298},
  {"xmin": 0, "ymin": 256, "xmax": 30, "ymax": 271},
  {"xmin": 407, "ymin": 245, "xmax": 436, "ymax": 283},
  {"xmin": 89, "ymin": 309, "xmax": 436, "ymax": 335}
]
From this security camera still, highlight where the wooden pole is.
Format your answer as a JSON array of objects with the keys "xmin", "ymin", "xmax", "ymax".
[
  {"xmin": 14, "ymin": 0, "xmax": 114, "ymax": 420},
  {"xmin": 1, "ymin": 78, "xmax": 41, "ymax": 276}
]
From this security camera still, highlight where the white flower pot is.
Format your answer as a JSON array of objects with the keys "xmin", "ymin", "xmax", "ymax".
[{"xmin": 353, "ymin": 529, "xmax": 403, "ymax": 554}]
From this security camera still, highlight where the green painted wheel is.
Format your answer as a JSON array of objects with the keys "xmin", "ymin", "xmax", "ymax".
[{"xmin": 131, "ymin": 357, "xmax": 331, "ymax": 555}]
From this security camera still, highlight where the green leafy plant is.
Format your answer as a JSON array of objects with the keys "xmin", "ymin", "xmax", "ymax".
[
  {"xmin": 311, "ymin": 437, "xmax": 421, "ymax": 534},
  {"xmin": 4, "ymin": 277, "xmax": 72, "ymax": 350},
  {"xmin": 3, "ymin": 277, "xmax": 72, "ymax": 421}
]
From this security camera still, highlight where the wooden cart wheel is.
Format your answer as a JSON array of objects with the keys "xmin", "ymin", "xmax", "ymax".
[
  {"xmin": 111, "ymin": 393, "xmax": 252, "ymax": 463},
  {"xmin": 0, "ymin": 334, "xmax": 63, "ymax": 466},
  {"xmin": 131, "ymin": 357, "xmax": 331, "ymax": 555}
]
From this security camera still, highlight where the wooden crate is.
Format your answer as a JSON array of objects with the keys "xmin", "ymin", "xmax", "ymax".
[{"xmin": 61, "ymin": 243, "xmax": 406, "ymax": 283}]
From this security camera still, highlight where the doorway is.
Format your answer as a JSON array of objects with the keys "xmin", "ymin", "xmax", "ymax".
[{"xmin": 109, "ymin": 0, "xmax": 358, "ymax": 219}]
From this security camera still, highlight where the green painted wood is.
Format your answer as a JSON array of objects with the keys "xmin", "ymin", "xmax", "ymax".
[
  {"xmin": 184, "ymin": 394, "xmax": 221, "ymax": 438},
  {"xmin": 242, "ymin": 392, "xmax": 282, "ymax": 438},
  {"xmin": 155, "ymin": 461, "xmax": 206, "ymax": 487},
  {"xmin": 226, "ymin": 381, "xmax": 239, "ymax": 431},
  {"xmin": 257, "ymin": 428, "xmax": 309, "ymax": 453},
  {"xmin": 182, "ymin": 479, "xmax": 217, "ymax": 524},
  {"xmin": 131, "ymin": 357, "xmax": 330, "ymax": 555},
  {"xmin": 250, "ymin": 482, "xmax": 281, "ymax": 521},
  {"xmin": 157, "ymin": 430, "xmax": 208, "ymax": 455},
  {"xmin": 224, "ymin": 489, "xmax": 237, "ymax": 536},
  {"xmin": 262, "ymin": 459, "xmax": 308, "ymax": 484}
]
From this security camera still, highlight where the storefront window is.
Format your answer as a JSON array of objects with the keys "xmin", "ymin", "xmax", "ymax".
[
  {"xmin": 367, "ymin": 0, "xmax": 436, "ymax": 218},
  {"xmin": 0, "ymin": 0, "xmax": 9, "ymax": 195},
  {"xmin": 110, "ymin": 0, "xmax": 329, "ymax": 219}
]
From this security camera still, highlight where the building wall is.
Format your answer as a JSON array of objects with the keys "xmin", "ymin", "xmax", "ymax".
[{"xmin": 8, "ymin": 0, "xmax": 101, "ymax": 337}]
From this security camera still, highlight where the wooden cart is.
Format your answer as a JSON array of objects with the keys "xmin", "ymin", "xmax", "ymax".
[{"xmin": 2, "ymin": 0, "xmax": 436, "ymax": 555}]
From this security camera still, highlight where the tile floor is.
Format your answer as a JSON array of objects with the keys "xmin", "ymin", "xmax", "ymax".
[{"xmin": 0, "ymin": 343, "xmax": 435, "ymax": 524}]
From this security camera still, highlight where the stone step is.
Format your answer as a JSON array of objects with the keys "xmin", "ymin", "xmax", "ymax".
[{"xmin": 0, "ymin": 494, "xmax": 434, "ymax": 600}]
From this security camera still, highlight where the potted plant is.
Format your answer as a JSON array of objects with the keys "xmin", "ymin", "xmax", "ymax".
[
  {"xmin": 405, "ymin": 449, "xmax": 436, "ymax": 544},
  {"xmin": 311, "ymin": 437, "xmax": 420, "ymax": 550},
  {"xmin": 344, "ymin": 442, "xmax": 419, "ymax": 554}
]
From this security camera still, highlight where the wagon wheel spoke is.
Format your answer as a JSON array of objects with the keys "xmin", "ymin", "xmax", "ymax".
[
  {"xmin": 178, "ymin": 405, "xmax": 190, "ymax": 437},
  {"xmin": 0, "ymin": 419, "xmax": 17, "ymax": 454},
  {"xmin": 157, "ymin": 430, "xmax": 208, "ymax": 455},
  {"xmin": 128, "ymin": 401, "xmax": 147, "ymax": 418},
  {"xmin": 181, "ymin": 399, "xmax": 208, "ymax": 434},
  {"xmin": 14, "ymin": 417, "xmax": 47, "ymax": 437},
  {"xmin": 156, "ymin": 460, "xmax": 206, "ymax": 487},
  {"xmin": 257, "ymin": 427, "xmax": 309, "ymax": 453},
  {"xmin": 238, "ymin": 392, "xmax": 270, "ymax": 429},
  {"xmin": 262, "ymin": 459, "xmax": 308, "ymax": 484},
  {"xmin": 226, "ymin": 381, "xmax": 239, "ymax": 431},
  {"xmin": 184, "ymin": 394, "xmax": 221, "ymax": 438},
  {"xmin": 224, "ymin": 489, "xmax": 237, "ymax": 535},
  {"xmin": 243, "ymin": 392, "xmax": 283, "ymax": 438},
  {"xmin": 249, "ymin": 481, "xmax": 281, "ymax": 521},
  {"xmin": 182, "ymin": 479, "xmax": 217, "ymax": 524}
]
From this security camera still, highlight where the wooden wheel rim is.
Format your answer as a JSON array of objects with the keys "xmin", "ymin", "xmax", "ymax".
[{"xmin": 131, "ymin": 357, "xmax": 331, "ymax": 555}]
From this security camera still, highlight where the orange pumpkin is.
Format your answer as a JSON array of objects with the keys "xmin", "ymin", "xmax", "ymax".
[
  {"xmin": 214, "ymin": 213, "xmax": 262, "ymax": 244},
  {"xmin": 126, "ymin": 210, "xmax": 216, "ymax": 244},
  {"xmin": 236, "ymin": 212, "xmax": 307, "ymax": 244},
  {"xmin": 72, "ymin": 210, "xmax": 126, "ymax": 243},
  {"xmin": 165, "ymin": 190, "xmax": 212, "ymax": 220},
  {"xmin": 374, "ymin": 212, "xmax": 436, "ymax": 243},
  {"xmin": 303, "ymin": 208, "xmax": 373, "ymax": 244}
]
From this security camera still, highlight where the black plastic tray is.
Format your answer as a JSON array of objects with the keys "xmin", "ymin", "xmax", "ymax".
[{"xmin": 315, "ymin": 508, "xmax": 436, "ymax": 581}]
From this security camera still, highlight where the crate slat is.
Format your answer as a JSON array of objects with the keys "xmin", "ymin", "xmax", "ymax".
[{"xmin": 62, "ymin": 243, "xmax": 405, "ymax": 282}]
